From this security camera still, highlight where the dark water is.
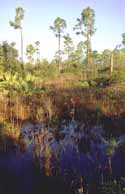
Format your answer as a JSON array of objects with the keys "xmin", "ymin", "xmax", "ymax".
[{"xmin": 0, "ymin": 122, "xmax": 125, "ymax": 194}]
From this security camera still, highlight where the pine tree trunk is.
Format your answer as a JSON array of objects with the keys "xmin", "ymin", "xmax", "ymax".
[
  {"xmin": 68, "ymin": 51, "xmax": 70, "ymax": 68},
  {"xmin": 20, "ymin": 28, "xmax": 24, "ymax": 70},
  {"xmin": 58, "ymin": 33, "xmax": 61, "ymax": 70},
  {"xmin": 110, "ymin": 53, "xmax": 113, "ymax": 76},
  {"xmin": 86, "ymin": 34, "xmax": 90, "ymax": 80},
  {"xmin": 87, "ymin": 34, "xmax": 89, "ymax": 68}
]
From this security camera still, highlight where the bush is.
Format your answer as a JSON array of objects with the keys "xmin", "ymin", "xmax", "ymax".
[
  {"xmin": 112, "ymin": 71, "xmax": 125, "ymax": 83},
  {"xmin": 80, "ymin": 81, "xmax": 89, "ymax": 88}
]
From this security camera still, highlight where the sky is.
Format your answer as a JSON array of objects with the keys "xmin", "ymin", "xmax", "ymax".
[{"xmin": 0, "ymin": 0, "xmax": 125, "ymax": 61}]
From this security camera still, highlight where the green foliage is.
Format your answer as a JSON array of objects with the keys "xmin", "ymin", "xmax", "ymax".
[
  {"xmin": 112, "ymin": 71, "xmax": 125, "ymax": 83},
  {"xmin": 106, "ymin": 139, "xmax": 116, "ymax": 156},
  {"xmin": 0, "ymin": 71, "xmax": 44, "ymax": 97},
  {"xmin": 26, "ymin": 44, "xmax": 36, "ymax": 63},
  {"xmin": 72, "ymin": 41, "xmax": 85, "ymax": 65},
  {"xmin": 0, "ymin": 121, "xmax": 17, "ymax": 139},
  {"xmin": 50, "ymin": 17, "xmax": 67, "ymax": 36},
  {"xmin": 35, "ymin": 41, "xmax": 40, "ymax": 62},
  {"xmin": 63, "ymin": 65, "xmax": 78, "ymax": 73},
  {"xmin": 122, "ymin": 33, "xmax": 125, "ymax": 46},
  {"xmin": 74, "ymin": 6, "xmax": 96, "ymax": 67},
  {"xmin": 64, "ymin": 34, "xmax": 74, "ymax": 55},
  {"xmin": 80, "ymin": 80, "xmax": 89, "ymax": 88},
  {"xmin": 110, "ymin": 138, "xmax": 117, "ymax": 147},
  {"xmin": 0, "ymin": 5, "xmax": 125, "ymax": 133},
  {"xmin": 37, "ymin": 64, "xmax": 59, "ymax": 80},
  {"xmin": 10, "ymin": 6, "xmax": 25, "ymax": 66},
  {"xmin": 9, "ymin": 7, "xmax": 24, "ymax": 29},
  {"xmin": 81, "ymin": 7, "xmax": 96, "ymax": 35},
  {"xmin": 0, "ymin": 41, "xmax": 18, "ymax": 72},
  {"xmin": 74, "ymin": 6, "xmax": 96, "ymax": 36},
  {"xmin": 90, "ymin": 77, "xmax": 112, "ymax": 88},
  {"xmin": 50, "ymin": 17, "xmax": 67, "ymax": 70}
]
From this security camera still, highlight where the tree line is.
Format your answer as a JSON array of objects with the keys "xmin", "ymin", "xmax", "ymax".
[
  {"xmin": 0, "ymin": 5, "xmax": 125, "ymax": 148},
  {"xmin": 0, "ymin": 6, "xmax": 125, "ymax": 76}
]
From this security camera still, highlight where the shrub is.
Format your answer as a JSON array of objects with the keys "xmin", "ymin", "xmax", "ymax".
[{"xmin": 80, "ymin": 81, "xmax": 89, "ymax": 88}]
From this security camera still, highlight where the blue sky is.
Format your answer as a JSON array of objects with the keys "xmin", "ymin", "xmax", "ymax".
[{"xmin": 0, "ymin": 0, "xmax": 125, "ymax": 60}]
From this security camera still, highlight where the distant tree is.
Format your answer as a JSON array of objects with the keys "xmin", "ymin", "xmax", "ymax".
[
  {"xmin": 54, "ymin": 50, "xmax": 63, "ymax": 65},
  {"xmin": 26, "ymin": 44, "xmax": 36, "ymax": 64},
  {"xmin": 110, "ymin": 38, "xmax": 125, "ymax": 75},
  {"xmin": 50, "ymin": 17, "xmax": 67, "ymax": 70},
  {"xmin": 9, "ymin": 7, "xmax": 25, "ymax": 68},
  {"xmin": 113, "ymin": 48, "xmax": 120, "ymax": 65},
  {"xmin": 92, "ymin": 50, "xmax": 102, "ymax": 77},
  {"xmin": 35, "ymin": 41, "xmax": 40, "ymax": 63},
  {"xmin": 74, "ymin": 7, "xmax": 96, "ymax": 69},
  {"xmin": 111, "ymin": 47, "xmax": 121, "ymax": 73},
  {"xmin": 0, "ymin": 45, "xmax": 4, "ymax": 65},
  {"xmin": 63, "ymin": 34, "xmax": 74, "ymax": 67},
  {"xmin": 102, "ymin": 49, "xmax": 111, "ymax": 68},
  {"xmin": 122, "ymin": 33, "xmax": 125, "ymax": 47},
  {"xmin": 92, "ymin": 50, "xmax": 101, "ymax": 63},
  {"xmin": 41, "ymin": 58, "xmax": 49, "ymax": 66},
  {"xmin": 121, "ymin": 34, "xmax": 125, "ymax": 68},
  {"xmin": 72, "ymin": 41, "xmax": 85, "ymax": 66},
  {"xmin": 112, "ymin": 36, "xmax": 125, "ymax": 71},
  {"xmin": 0, "ymin": 41, "xmax": 18, "ymax": 72}
]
